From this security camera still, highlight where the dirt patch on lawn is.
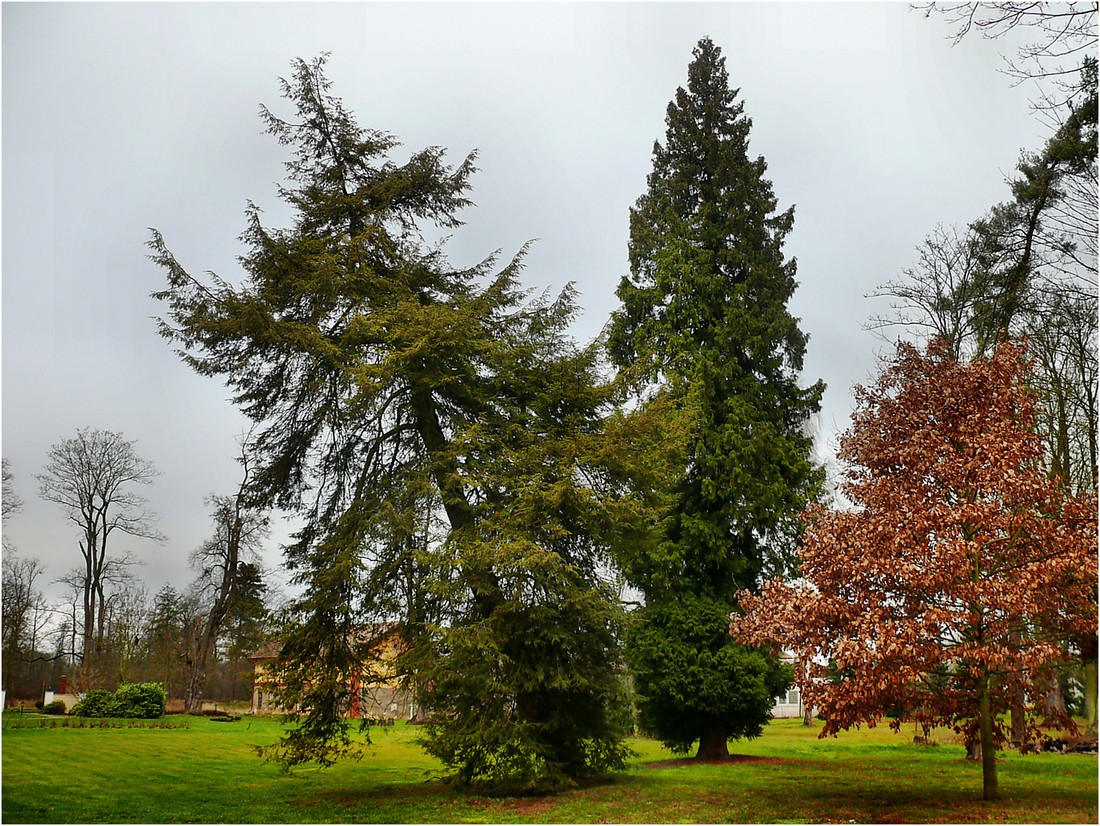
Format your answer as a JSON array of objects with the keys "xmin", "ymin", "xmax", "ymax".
[{"xmin": 643, "ymin": 754, "xmax": 791, "ymax": 768}]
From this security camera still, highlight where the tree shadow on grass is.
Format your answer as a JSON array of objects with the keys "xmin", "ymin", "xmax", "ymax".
[
  {"xmin": 633, "ymin": 753, "xmax": 1082, "ymax": 823},
  {"xmin": 641, "ymin": 754, "xmax": 793, "ymax": 768},
  {"xmin": 288, "ymin": 754, "xmax": 1096, "ymax": 824},
  {"xmin": 306, "ymin": 770, "xmax": 640, "ymax": 820}
]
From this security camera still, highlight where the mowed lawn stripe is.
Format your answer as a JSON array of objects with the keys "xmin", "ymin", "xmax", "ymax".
[{"xmin": 2, "ymin": 717, "xmax": 1094, "ymax": 823}]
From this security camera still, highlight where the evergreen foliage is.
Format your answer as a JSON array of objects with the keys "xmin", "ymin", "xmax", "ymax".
[
  {"xmin": 150, "ymin": 55, "xmax": 653, "ymax": 790},
  {"xmin": 71, "ymin": 682, "xmax": 166, "ymax": 719},
  {"xmin": 609, "ymin": 37, "xmax": 824, "ymax": 758},
  {"xmin": 627, "ymin": 594, "xmax": 789, "ymax": 751}
]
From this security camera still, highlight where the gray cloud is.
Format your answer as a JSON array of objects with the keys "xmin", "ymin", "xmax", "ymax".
[{"xmin": 2, "ymin": 2, "xmax": 1044, "ymax": 601}]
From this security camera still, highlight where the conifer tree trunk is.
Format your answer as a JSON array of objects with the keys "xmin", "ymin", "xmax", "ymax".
[
  {"xmin": 696, "ymin": 724, "xmax": 730, "ymax": 760},
  {"xmin": 409, "ymin": 386, "xmax": 500, "ymax": 617}
]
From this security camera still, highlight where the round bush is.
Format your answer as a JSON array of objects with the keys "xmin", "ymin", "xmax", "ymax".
[
  {"xmin": 113, "ymin": 683, "xmax": 166, "ymax": 718},
  {"xmin": 71, "ymin": 689, "xmax": 121, "ymax": 718},
  {"xmin": 71, "ymin": 684, "xmax": 166, "ymax": 719},
  {"xmin": 43, "ymin": 699, "xmax": 67, "ymax": 715}
]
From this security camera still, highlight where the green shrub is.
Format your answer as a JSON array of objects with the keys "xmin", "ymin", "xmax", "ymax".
[
  {"xmin": 114, "ymin": 683, "xmax": 166, "ymax": 719},
  {"xmin": 72, "ymin": 690, "xmax": 121, "ymax": 718},
  {"xmin": 42, "ymin": 700, "xmax": 67, "ymax": 715},
  {"xmin": 72, "ymin": 684, "xmax": 166, "ymax": 719}
]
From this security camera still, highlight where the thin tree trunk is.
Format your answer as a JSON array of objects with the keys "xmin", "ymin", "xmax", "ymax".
[
  {"xmin": 185, "ymin": 577, "xmax": 235, "ymax": 713},
  {"xmin": 81, "ymin": 577, "xmax": 96, "ymax": 686},
  {"xmin": 184, "ymin": 653, "xmax": 210, "ymax": 714},
  {"xmin": 802, "ymin": 664, "xmax": 813, "ymax": 726},
  {"xmin": 95, "ymin": 579, "xmax": 109, "ymax": 685},
  {"xmin": 1009, "ymin": 689, "xmax": 1027, "ymax": 745},
  {"xmin": 184, "ymin": 617, "xmax": 206, "ymax": 714},
  {"xmin": 978, "ymin": 675, "xmax": 999, "ymax": 801},
  {"xmin": 1085, "ymin": 660, "xmax": 1098, "ymax": 737},
  {"xmin": 965, "ymin": 739, "xmax": 982, "ymax": 761},
  {"xmin": 1046, "ymin": 676, "xmax": 1065, "ymax": 718},
  {"xmin": 69, "ymin": 609, "xmax": 78, "ymax": 672},
  {"xmin": 1008, "ymin": 632, "xmax": 1027, "ymax": 746}
]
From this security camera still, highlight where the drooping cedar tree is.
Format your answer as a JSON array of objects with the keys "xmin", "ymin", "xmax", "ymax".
[{"xmin": 150, "ymin": 54, "xmax": 659, "ymax": 792}]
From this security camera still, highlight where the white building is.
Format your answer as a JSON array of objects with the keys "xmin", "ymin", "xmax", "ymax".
[{"xmin": 771, "ymin": 685, "xmax": 810, "ymax": 718}]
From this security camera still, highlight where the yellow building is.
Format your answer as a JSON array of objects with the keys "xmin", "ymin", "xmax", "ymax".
[{"xmin": 249, "ymin": 625, "xmax": 414, "ymax": 720}]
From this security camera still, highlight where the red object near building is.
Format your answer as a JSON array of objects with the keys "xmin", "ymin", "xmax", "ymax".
[{"xmin": 249, "ymin": 624, "xmax": 413, "ymax": 720}]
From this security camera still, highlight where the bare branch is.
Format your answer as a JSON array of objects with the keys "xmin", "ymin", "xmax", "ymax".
[
  {"xmin": 914, "ymin": 2, "xmax": 1098, "ymax": 108},
  {"xmin": 36, "ymin": 428, "xmax": 163, "ymax": 683}
]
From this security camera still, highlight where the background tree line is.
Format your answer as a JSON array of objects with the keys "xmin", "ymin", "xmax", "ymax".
[{"xmin": 1, "ymin": 446, "xmax": 279, "ymax": 710}]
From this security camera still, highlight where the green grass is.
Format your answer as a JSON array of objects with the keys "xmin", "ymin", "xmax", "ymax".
[{"xmin": 2, "ymin": 715, "xmax": 1095, "ymax": 823}]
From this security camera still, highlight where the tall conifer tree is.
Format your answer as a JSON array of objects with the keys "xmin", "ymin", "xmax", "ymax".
[
  {"xmin": 609, "ymin": 37, "xmax": 825, "ymax": 759},
  {"xmin": 151, "ymin": 55, "xmax": 647, "ymax": 791}
]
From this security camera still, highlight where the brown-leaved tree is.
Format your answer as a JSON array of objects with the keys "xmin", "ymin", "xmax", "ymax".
[{"xmin": 731, "ymin": 338, "xmax": 1097, "ymax": 801}]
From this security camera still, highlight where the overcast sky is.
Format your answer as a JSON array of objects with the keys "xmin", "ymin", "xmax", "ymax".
[{"xmin": 2, "ymin": 2, "xmax": 1047, "ymax": 605}]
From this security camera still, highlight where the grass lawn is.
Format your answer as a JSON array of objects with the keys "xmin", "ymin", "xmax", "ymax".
[{"xmin": 1, "ymin": 714, "xmax": 1095, "ymax": 823}]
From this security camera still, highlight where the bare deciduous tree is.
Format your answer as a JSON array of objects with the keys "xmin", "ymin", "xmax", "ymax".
[
  {"xmin": 3, "ymin": 457, "xmax": 24, "ymax": 552},
  {"xmin": 868, "ymin": 224, "xmax": 993, "ymax": 360},
  {"xmin": 2, "ymin": 553, "xmax": 46, "ymax": 693},
  {"xmin": 869, "ymin": 59, "xmax": 1096, "ymax": 482},
  {"xmin": 37, "ymin": 428, "xmax": 163, "ymax": 687},
  {"xmin": 183, "ymin": 449, "xmax": 270, "ymax": 713}
]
